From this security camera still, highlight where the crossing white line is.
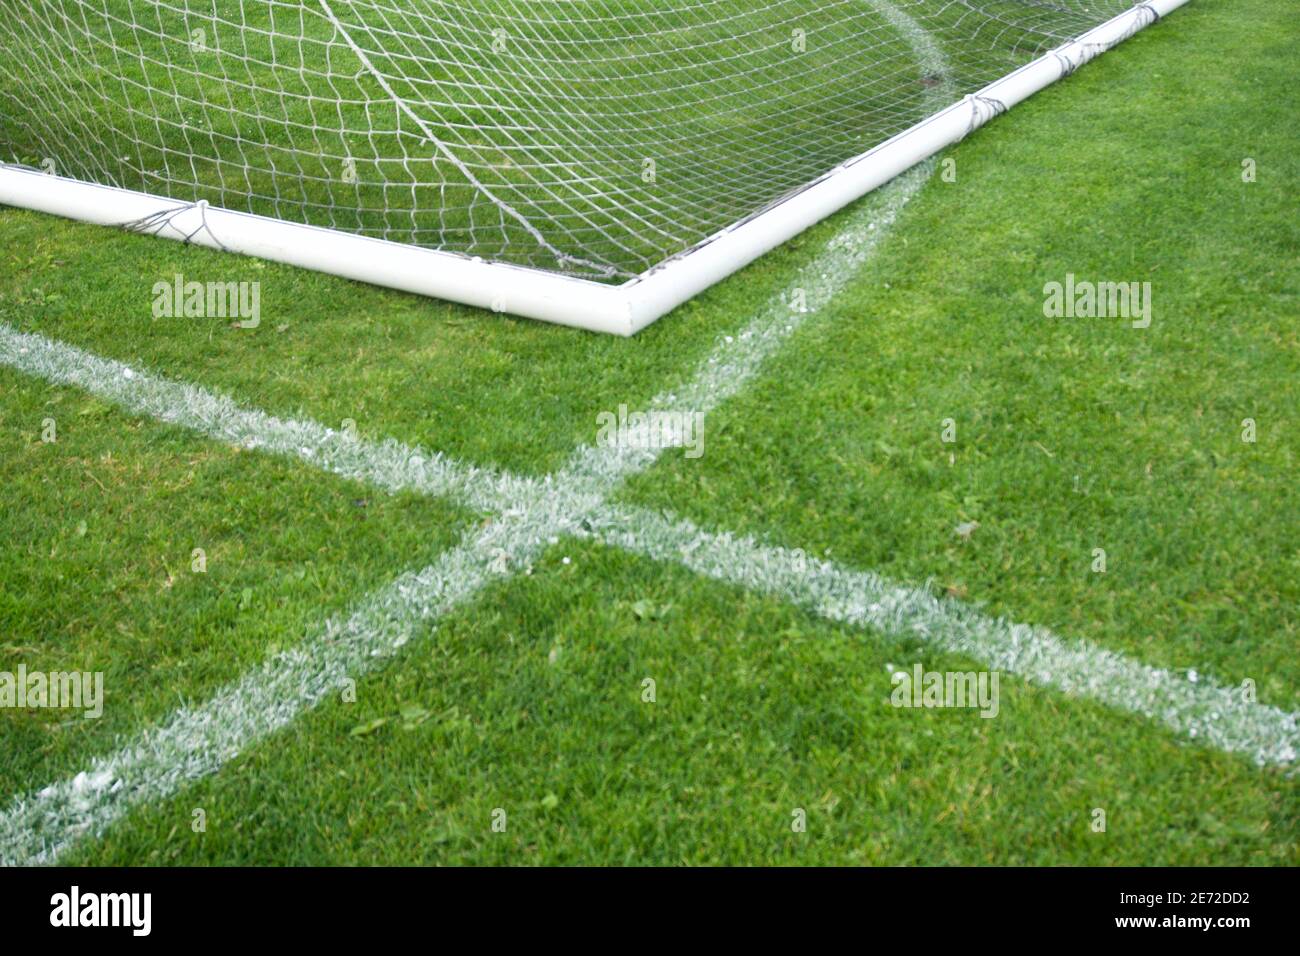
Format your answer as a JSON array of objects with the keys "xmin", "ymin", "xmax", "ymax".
[
  {"xmin": 0, "ymin": 464, "xmax": 618, "ymax": 864},
  {"xmin": 2, "ymin": 6, "xmax": 1290, "ymax": 868},
  {"xmin": 2, "ymin": 145, "xmax": 1295, "ymax": 865},
  {"xmin": 0, "ymin": 322, "xmax": 516, "ymax": 515},
  {"xmin": 2, "ymin": 158, "xmax": 1294, "ymax": 866},
  {"xmin": 0, "ymin": 153, "xmax": 939, "ymax": 867},
  {"xmin": 588, "ymin": 505, "xmax": 1300, "ymax": 769},
  {"xmin": 10, "ymin": 306, "xmax": 1292, "ymax": 772}
]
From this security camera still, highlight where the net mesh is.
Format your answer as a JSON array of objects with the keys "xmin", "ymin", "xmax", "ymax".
[{"xmin": 0, "ymin": 1, "xmax": 1136, "ymax": 280}]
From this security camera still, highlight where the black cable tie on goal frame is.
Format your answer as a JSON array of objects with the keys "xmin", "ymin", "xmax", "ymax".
[
  {"xmin": 1134, "ymin": 3, "xmax": 1162, "ymax": 27},
  {"xmin": 1113, "ymin": 4, "xmax": 1162, "ymax": 46},
  {"xmin": 1050, "ymin": 2, "xmax": 1161, "ymax": 82},
  {"xmin": 1049, "ymin": 47, "xmax": 1081, "ymax": 79},
  {"xmin": 962, "ymin": 94, "xmax": 1008, "ymax": 139}
]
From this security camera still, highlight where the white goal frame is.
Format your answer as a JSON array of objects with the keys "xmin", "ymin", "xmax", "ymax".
[{"xmin": 0, "ymin": 0, "xmax": 1189, "ymax": 336}]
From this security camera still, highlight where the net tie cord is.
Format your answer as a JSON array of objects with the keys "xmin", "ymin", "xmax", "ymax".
[
  {"xmin": 119, "ymin": 199, "xmax": 230, "ymax": 252},
  {"xmin": 962, "ymin": 94, "xmax": 1008, "ymax": 138}
]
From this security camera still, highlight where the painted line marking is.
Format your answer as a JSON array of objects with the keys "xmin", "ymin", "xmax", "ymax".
[
  {"xmin": 2, "ymin": 155, "xmax": 1293, "ymax": 867},
  {"xmin": 3, "ymin": 7, "xmax": 1291, "ymax": 870},
  {"xmin": 589, "ymin": 504, "xmax": 1299, "ymax": 769},
  {"xmin": 0, "ymin": 152, "xmax": 941, "ymax": 866}
]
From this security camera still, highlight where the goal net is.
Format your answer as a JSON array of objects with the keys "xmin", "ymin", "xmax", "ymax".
[{"xmin": 0, "ymin": 1, "xmax": 1176, "ymax": 325}]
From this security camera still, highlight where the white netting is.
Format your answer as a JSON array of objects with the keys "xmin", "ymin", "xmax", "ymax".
[{"xmin": 0, "ymin": 1, "xmax": 1136, "ymax": 280}]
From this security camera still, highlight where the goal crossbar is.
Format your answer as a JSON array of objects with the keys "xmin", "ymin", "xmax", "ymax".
[{"xmin": 0, "ymin": 0, "xmax": 1189, "ymax": 336}]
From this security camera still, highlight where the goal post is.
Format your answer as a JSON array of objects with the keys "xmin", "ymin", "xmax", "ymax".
[{"xmin": 0, "ymin": 1, "xmax": 1191, "ymax": 336}]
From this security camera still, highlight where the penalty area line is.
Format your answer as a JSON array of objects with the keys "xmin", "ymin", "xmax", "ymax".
[
  {"xmin": 589, "ymin": 504, "xmax": 1300, "ymax": 770},
  {"xmin": 0, "ymin": 502, "xmax": 567, "ymax": 866},
  {"xmin": 0, "ymin": 160, "xmax": 939, "ymax": 866}
]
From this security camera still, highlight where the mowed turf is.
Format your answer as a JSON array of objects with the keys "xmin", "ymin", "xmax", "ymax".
[
  {"xmin": 621, "ymin": 0, "xmax": 1300, "ymax": 706},
  {"xmin": 0, "ymin": 1, "xmax": 1133, "ymax": 277},
  {"xmin": 0, "ymin": 367, "xmax": 471, "ymax": 810},
  {"xmin": 69, "ymin": 543, "xmax": 1296, "ymax": 865},
  {"xmin": 2, "ymin": 0, "xmax": 1297, "ymax": 864}
]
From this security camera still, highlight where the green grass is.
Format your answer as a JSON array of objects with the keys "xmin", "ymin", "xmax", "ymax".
[
  {"xmin": 2, "ymin": 0, "xmax": 1297, "ymax": 865},
  {"xmin": 71, "ymin": 543, "xmax": 1296, "ymax": 865},
  {"xmin": 0, "ymin": 367, "xmax": 471, "ymax": 804},
  {"xmin": 0, "ymin": 0, "xmax": 1135, "ymax": 276}
]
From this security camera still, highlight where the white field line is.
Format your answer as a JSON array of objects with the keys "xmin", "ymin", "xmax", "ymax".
[
  {"xmin": 0, "ymin": 322, "xmax": 517, "ymax": 515},
  {"xmin": 12, "ymin": 308, "xmax": 1295, "ymax": 770},
  {"xmin": 558, "ymin": 0, "xmax": 953, "ymax": 492},
  {"xmin": 560, "ymin": 159, "xmax": 932, "ymax": 493},
  {"xmin": 0, "ymin": 511, "xmax": 536, "ymax": 866},
  {"xmin": 3, "ymin": 146, "xmax": 1296, "ymax": 866},
  {"xmin": 0, "ymin": 151, "xmax": 937, "ymax": 869},
  {"xmin": 5, "ymin": 7, "xmax": 1288, "ymax": 869},
  {"xmin": 587, "ymin": 506, "xmax": 1300, "ymax": 769}
]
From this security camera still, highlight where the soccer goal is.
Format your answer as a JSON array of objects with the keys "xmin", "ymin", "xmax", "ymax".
[{"xmin": 0, "ymin": 1, "xmax": 1189, "ymax": 335}]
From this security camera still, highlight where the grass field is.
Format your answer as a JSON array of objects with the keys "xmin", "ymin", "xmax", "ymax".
[
  {"xmin": 1, "ymin": 0, "xmax": 1134, "ymax": 277},
  {"xmin": 1, "ymin": 0, "xmax": 1297, "ymax": 865}
]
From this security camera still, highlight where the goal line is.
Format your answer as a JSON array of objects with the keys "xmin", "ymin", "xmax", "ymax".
[{"xmin": 0, "ymin": 1, "xmax": 1189, "ymax": 335}]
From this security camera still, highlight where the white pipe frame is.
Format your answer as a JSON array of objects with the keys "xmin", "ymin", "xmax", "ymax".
[{"xmin": 0, "ymin": 0, "xmax": 1190, "ymax": 336}]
